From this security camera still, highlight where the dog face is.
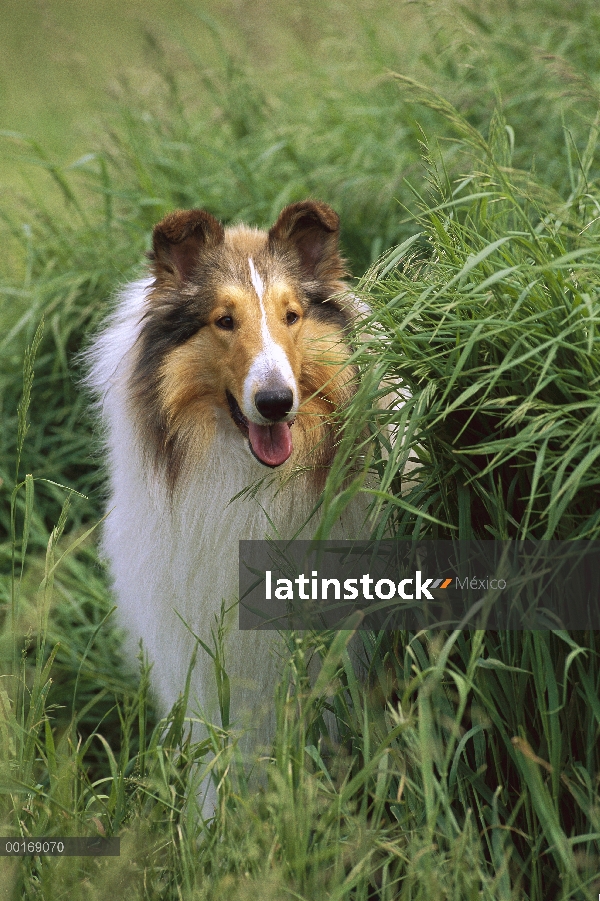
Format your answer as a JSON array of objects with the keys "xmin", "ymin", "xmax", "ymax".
[{"xmin": 131, "ymin": 201, "xmax": 355, "ymax": 487}]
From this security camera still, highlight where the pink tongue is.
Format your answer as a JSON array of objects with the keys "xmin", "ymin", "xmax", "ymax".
[{"xmin": 248, "ymin": 421, "xmax": 293, "ymax": 466}]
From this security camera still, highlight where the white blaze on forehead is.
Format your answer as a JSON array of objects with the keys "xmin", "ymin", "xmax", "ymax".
[
  {"xmin": 248, "ymin": 257, "xmax": 265, "ymax": 301},
  {"xmin": 243, "ymin": 257, "xmax": 297, "ymax": 422}
]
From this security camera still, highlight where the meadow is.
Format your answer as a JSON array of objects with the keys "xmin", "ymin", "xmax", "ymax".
[{"xmin": 1, "ymin": 1, "xmax": 600, "ymax": 898}]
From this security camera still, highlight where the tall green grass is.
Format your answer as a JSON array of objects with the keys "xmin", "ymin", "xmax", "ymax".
[
  {"xmin": 319, "ymin": 88, "xmax": 600, "ymax": 899},
  {"xmin": 2, "ymin": 1, "xmax": 600, "ymax": 898},
  {"xmin": 3, "ymin": 489, "xmax": 600, "ymax": 898},
  {"xmin": 330, "ymin": 92, "xmax": 600, "ymax": 542}
]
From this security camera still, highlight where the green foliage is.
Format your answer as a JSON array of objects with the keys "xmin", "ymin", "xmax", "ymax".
[
  {"xmin": 334, "ymin": 97, "xmax": 600, "ymax": 541},
  {"xmin": 2, "ymin": 0, "xmax": 600, "ymax": 898},
  {"xmin": 315, "ymin": 82, "xmax": 600, "ymax": 901}
]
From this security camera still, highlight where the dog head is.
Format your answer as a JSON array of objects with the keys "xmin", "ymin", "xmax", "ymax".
[{"xmin": 132, "ymin": 201, "xmax": 356, "ymax": 488}]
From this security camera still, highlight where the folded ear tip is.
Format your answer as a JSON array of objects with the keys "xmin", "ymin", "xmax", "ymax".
[
  {"xmin": 268, "ymin": 199, "xmax": 346, "ymax": 284},
  {"xmin": 153, "ymin": 209, "xmax": 224, "ymax": 246},
  {"xmin": 309, "ymin": 201, "xmax": 339, "ymax": 231},
  {"xmin": 151, "ymin": 209, "xmax": 224, "ymax": 282},
  {"xmin": 272, "ymin": 200, "xmax": 339, "ymax": 235}
]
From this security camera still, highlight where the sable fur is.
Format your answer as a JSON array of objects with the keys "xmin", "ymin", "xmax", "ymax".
[
  {"xmin": 132, "ymin": 201, "xmax": 354, "ymax": 489},
  {"xmin": 86, "ymin": 200, "xmax": 367, "ymax": 810}
]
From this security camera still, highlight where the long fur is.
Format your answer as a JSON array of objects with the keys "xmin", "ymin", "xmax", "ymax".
[{"xmin": 86, "ymin": 201, "xmax": 367, "ymax": 800}]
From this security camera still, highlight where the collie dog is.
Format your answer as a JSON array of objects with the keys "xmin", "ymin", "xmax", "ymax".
[{"xmin": 86, "ymin": 200, "xmax": 367, "ymax": 773}]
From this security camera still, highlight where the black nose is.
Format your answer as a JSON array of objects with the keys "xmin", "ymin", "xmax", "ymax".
[{"xmin": 254, "ymin": 389, "xmax": 294, "ymax": 421}]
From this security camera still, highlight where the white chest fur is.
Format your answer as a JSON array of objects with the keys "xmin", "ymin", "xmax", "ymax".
[{"xmin": 87, "ymin": 280, "xmax": 363, "ymax": 739}]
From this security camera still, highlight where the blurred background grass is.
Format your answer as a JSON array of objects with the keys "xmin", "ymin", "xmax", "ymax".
[
  {"xmin": 0, "ymin": 0, "xmax": 423, "ymax": 201},
  {"xmin": 2, "ymin": 1, "xmax": 600, "ymax": 898},
  {"xmin": 3, "ymin": 0, "xmax": 598, "ymax": 230}
]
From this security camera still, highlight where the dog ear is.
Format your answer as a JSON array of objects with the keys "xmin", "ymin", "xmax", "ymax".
[
  {"xmin": 150, "ymin": 209, "xmax": 225, "ymax": 283},
  {"xmin": 268, "ymin": 200, "xmax": 347, "ymax": 289}
]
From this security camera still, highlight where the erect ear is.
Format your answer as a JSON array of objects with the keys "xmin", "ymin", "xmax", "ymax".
[
  {"xmin": 150, "ymin": 209, "xmax": 225, "ymax": 283},
  {"xmin": 268, "ymin": 200, "xmax": 347, "ymax": 287}
]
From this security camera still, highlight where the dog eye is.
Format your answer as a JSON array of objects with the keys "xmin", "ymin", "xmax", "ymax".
[
  {"xmin": 216, "ymin": 315, "xmax": 234, "ymax": 331},
  {"xmin": 286, "ymin": 310, "xmax": 300, "ymax": 326}
]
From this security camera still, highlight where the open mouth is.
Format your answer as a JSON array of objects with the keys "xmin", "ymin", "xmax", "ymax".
[{"xmin": 226, "ymin": 391, "xmax": 293, "ymax": 468}]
